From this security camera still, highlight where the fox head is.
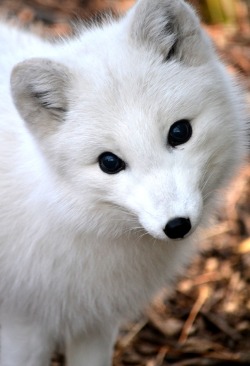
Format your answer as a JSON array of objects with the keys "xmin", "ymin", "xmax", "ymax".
[{"xmin": 11, "ymin": 0, "xmax": 246, "ymax": 241}]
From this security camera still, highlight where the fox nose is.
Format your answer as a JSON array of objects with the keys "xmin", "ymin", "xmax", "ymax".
[{"xmin": 164, "ymin": 217, "xmax": 191, "ymax": 239}]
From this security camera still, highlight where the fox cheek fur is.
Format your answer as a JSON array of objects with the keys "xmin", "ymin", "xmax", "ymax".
[{"xmin": 0, "ymin": 0, "xmax": 247, "ymax": 365}]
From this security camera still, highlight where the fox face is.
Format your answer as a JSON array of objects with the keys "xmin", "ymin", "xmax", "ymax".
[{"xmin": 11, "ymin": 0, "xmax": 245, "ymax": 242}]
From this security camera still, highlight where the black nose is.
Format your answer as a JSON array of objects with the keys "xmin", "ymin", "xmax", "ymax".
[{"xmin": 164, "ymin": 217, "xmax": 191, "ymax": 239}]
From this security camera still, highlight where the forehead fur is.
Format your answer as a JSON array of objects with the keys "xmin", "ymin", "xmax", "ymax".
[
  {"xmin": 61, "ymin": 62, "xmax": 231, "ymax": 169},
  {"xmin": 68, "ymin": 45, "xmax": 226, "ymax": 128}
]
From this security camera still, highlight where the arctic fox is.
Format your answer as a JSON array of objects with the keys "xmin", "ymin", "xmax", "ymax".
[{"xmin": 0, "ymin": 0, "xmax": 246, "ymax": 365}]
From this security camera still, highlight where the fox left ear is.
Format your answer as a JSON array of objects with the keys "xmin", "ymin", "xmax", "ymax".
[
  {"xmin": 11, "ymin": 58, "xmax": 71, "ymax": 139},
  {"xmin": 127, "ymin": 0, "xmax": 213, "ymax": 65}
]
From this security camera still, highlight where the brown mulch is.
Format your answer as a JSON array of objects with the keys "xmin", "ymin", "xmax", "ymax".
[{"xmin": 0, "ymin": 1, "xmax": 249, "ymax": 365}]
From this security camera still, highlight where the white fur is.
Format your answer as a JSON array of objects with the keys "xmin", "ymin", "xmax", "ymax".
[{"xmin": 0, "ymin": 1, "xmax": 247, "ymax": 365}]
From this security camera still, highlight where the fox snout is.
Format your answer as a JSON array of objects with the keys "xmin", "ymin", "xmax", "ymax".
[{"xmin": 129, "ymin": 180, "xmax": 203, "ymax": 242}]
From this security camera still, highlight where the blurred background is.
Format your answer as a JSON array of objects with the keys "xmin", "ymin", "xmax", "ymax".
[
  {"xmin": 0, "ymin": 0, "xmax": 249, "ymax": 25},
  {"xmin": 0, "ymin": 1, "xmax": 249, "ymax": 365}
]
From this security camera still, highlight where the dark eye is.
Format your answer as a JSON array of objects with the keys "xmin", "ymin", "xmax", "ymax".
[
  {"xmin": 98, "ymin": 152, "xmax": 126, "ymax": 174},
  {"xmin": 168, "ymin": 119, "xmax": 192, "ymax": 147}
]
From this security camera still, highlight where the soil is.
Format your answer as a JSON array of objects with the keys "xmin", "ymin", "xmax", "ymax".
[{"xmin": 0, "ymin": 1, "xmax": 249, "ymax": 365}]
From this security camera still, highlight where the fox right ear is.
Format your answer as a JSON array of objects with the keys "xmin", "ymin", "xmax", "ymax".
[
  {"xmin": 127, "ymin": 0, "xmax": 212, "ymax": 65},
  {"xmin": 11, "ymin": 58, "xmax": 72, "ymax": 139}
]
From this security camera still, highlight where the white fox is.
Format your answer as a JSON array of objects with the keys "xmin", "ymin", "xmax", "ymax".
[{"xmin": 0, "ymin": 0, "xmax": 247, "ymax": 365}]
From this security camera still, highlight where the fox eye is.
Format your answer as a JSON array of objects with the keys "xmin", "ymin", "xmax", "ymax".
[
  {"xmin": 98, "ymin": 152, "xmax": 126, "ymax": 174},
  {"xmin": 168, "ymin": 120, "xmax": 192, "ymax": 147}
]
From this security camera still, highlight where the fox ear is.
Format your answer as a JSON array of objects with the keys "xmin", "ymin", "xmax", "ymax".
[
  {"xmin": 128, "ymin": 0, "xmax": 212, "ymax": 65},
  {"xmin": 11, "ymin": 58, "xmax": 71, "ymax": 138}
]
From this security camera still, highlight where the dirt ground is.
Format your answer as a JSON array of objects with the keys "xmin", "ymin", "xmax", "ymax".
[{"xmin": 0, "ymin": 1, "xmax": 249, "ymax": 365}]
